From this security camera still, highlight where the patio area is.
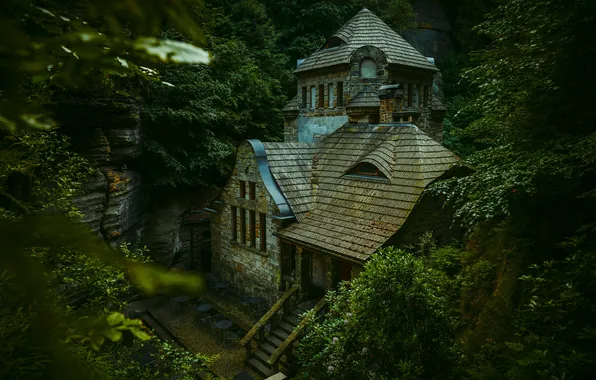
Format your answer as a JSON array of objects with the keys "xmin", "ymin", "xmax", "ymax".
[{"xmin": 126, "ymin": 273, "xmax": 272, "ymax": 379}]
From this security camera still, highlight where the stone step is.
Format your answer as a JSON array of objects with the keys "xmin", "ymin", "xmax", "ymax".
[
  {"xmin": 260, "ymin": 341, "xmax": 277, "ymax": 355},
  {"xmin": 271, "ymin": 328, "xmax": 289, "ymax": 341},
  {"xmin": 248, "ymin": 357, "xmax": 273, "ymax": 378},
  {"xmin": 291, "ymin": 308, "xmax": 305, "ymax": 318},
  {"xmin": 266, "ymin": 334, "xmax": 284, "ymax": 348},
  {"xmin": 283, "ymin": 315, "xmax": 299, "ymax": 326},
  {"xmin": 278, "ymin": 321, "xmax": 295, "ymax": 335},
  {"xmin": 254, "ymin": 348, "xmax": 270, "ymax": 363}
]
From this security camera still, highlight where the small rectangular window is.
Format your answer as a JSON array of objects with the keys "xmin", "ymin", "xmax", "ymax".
[
  {"xmin": 318, "ymin": 84, "xmax": 325, "ymax": 108},
  {"xmin": 408, "ymin": 83, "xmax": 413, "ymax": 107},
  {"xmin": 239, "ymin": 180, "xmax": 246, "ymax": 198},
  {"xmin": 337, "ymin": 81, "xmax": 344, "ymax": 106},
  {"xmin": 310, "ymin": 86, "xmax": 316, "ymax": 110},
  {"xmin": 424, "ymin": 85, "xmax": 429, "ymax": 108},
  {"xmin": 328, "ymin": 83, "xmax": 335, "ymax": 107},
  {"xmin": 240, "ymin": 208, "xmax": 246, "ymax": 244},
  {"xmin": 259, "ymin": 213, "xmax": 267, "ymax": 251},
  {"xmin": 301, "ymin": 87, "xmax": 307, "ymax": 108},
  {"xmin": 231, "ymin": 206, "xmax": 237, "ymax": 241},
  {"xmin": 249, "ymin": 182, "xmax": 256, "ymax": 200},
  {"xmin": 249, "ymin": 210, "xmax": 256, "ymax": 247},
  {"xmin": 414, "ymin": 85, "xmax": 420, "ymax": 108}
]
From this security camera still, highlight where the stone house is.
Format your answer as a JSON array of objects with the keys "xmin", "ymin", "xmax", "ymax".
[{"xmin": 207, "ymin": 8, "xmax": 462, "ymax": 306}]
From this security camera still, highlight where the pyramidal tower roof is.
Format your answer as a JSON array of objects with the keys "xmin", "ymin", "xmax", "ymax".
[{"xmin": 295, "ymin": 8, "xmax": 437, "ymax": 73}]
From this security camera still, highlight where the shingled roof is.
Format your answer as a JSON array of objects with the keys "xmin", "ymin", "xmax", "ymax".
[
  {"xmin": 295, "ymin": 8, "xmax": 438, "ymax": 74},
  {"xmin": 263, "ymin": 142, "xmax": 316, "ymax": 221},
  {"xmin": 276, "ymin": 124, "xmax": 458, "ymax": 261},
  {"xmin": 346, "ymin": 89, "xmax": 380, "ymax": 108}
]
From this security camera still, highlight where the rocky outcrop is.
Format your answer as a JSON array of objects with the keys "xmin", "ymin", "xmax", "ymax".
[{"xmin": 402, "ymin": 0, "xmax": 455, "ymax": 64}]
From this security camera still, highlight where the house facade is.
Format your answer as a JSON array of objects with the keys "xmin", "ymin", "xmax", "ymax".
[{"xmin": 208, "ymin": 9, "xmax": 460, "ymax": 306}]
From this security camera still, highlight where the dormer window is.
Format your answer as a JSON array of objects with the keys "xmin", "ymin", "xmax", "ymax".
[
  {"xmin": 360, "ymin": 58, "xmax": 377, "ymax": 78},
  {"xmin": 346, "ymin": 162, "xmax": 388, "ymax": 179},
  {"xmin": 325, "ymin": 36, "xmax": 344, "ymax": 49}
]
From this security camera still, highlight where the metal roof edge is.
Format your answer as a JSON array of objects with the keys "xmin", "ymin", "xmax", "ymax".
[{"xmin": 245, "ymin": 139, "xmax": 295, "ymax": 219}]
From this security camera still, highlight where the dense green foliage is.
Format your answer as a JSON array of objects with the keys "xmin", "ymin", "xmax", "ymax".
[{"xmin": 297, "ymin": 247, "xmax": 460, "ymax": 380}]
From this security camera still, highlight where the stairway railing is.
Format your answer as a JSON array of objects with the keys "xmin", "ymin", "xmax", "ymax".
[
  {"xmin": 239, "ymin": 284, "xmax": 300, "ymax": 360},
  {"xmin": 267, "ymin": 297, "xmax": 327, "ymax": 371}
]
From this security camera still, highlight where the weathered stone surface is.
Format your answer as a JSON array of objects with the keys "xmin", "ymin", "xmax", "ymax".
[
  {"xmin": 104, "ymin": 124, "xmax": 142, "ymax": 162},
  {"xmin": 72, "ymin": 168, "xmax": 107, "ymax": 235},
  {"xmin": 101, "ymin": 168, "xmax": 145, "ymax": 246},
  {"xmin": 144, "ymin": 194, "xmax": 188, "ymax": 265},
  {"xmin": 401, "ymin": 0, "xmax": 455, "ymax": 64}
]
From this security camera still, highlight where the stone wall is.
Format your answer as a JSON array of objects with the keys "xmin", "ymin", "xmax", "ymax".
[{"xmin": 210, "ymin": 142, "xmax": 284, "ymax": 306}]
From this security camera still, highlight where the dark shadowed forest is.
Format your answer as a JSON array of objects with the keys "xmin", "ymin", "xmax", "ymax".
[{"xmin": 1, "ymin": 0, "xmax": 596, "ymax": 379}]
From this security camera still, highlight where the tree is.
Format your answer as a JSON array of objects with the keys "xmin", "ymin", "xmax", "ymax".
[{"xmin": 296, "ymin": 247, "xmax": 460, "ymax": 380}]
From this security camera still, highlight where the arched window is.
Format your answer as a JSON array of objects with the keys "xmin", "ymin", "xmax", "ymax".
[
  {"xmin": 360, "ymin": 58, "xmax": 377, "ymax": 78},
  {"xmin": 325, "ymin": 37, "xmax": 344, "ymax": 49}
]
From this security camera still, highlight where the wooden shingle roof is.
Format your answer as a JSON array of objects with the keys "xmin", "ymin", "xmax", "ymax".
[
  {"xmin": 276, "ymin": 124, "xmax": 458, "ymax": 261},
  {"xmin": 346, "ymin": 90, "xmax": 380, "ymax": 108},
  {"xmin": 295, "ymin": 8, "xmax": 438, "ymax": 74},
  {"xmin": 263, "ymin": 142, "xmax": 316, "ymax": 221}
]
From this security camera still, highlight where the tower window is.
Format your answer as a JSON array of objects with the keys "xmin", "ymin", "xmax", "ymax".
[
  {"xmin": 360, "ymin": 58, "xmax": 377, "ymax": 78},
  {"xmin": 328, "ymin": 83, "xmax": 335, "ymax": 107},
  {"xmin": 346, "ymin": 162, "xmax": 387, "ymax": 179},
  {"xmin": 310, "ymin": 86, "xmax": 316, "ymax": 110},
  {"xmin": 302, "ymin": 87, "xmax": 307, "ymax": 108},
  {"xmin": 319, "ymin": 84, "xmax": 325, "ymax": 108},
  {"xmin": 337, "ymin": 81, "xmax": 344, "ymax": 106}
]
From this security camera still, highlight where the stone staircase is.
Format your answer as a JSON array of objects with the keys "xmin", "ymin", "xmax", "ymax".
[{"xmin": 246, "ymin": 305, "xmax": 307, "ymax": 378}]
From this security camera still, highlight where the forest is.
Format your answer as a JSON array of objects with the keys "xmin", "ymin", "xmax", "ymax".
[{"xmin": 1, "ymin": 0, "xmax": 596, "ymax": 379}]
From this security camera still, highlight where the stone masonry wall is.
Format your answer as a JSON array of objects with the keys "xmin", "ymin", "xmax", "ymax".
[{"xmin": 211, "ymin": 142, "xmax": 283, "ymax": 306}]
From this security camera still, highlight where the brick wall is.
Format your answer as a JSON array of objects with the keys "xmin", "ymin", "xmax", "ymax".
[{"xmin": 210, "ymin": 142, "xmax": 284, "ymax": 306}]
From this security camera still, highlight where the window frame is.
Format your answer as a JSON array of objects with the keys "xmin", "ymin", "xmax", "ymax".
[
  {"xmin": 239, "ymin": 180, "xmax": 246, "ymax": 198},
  {"xmin": 360, "ymin": 58, "xmax": 377, "ymax": 78},
  {"xmin": 318, "ymin": 84, "xmax": 325, "ymax": 108},
  {"xmin": 249, "ymin": 182, "xmax": 256, "ymax": 200},
  {"xmin": 249, "ymin": 210, "xmax": 256, "ymax": 247},
  {"xmin": 259, "ymin": 213, "xmax": 267, "ymax": 251},
  {"xmin": 240, "ymin": 208, "xmax": 246, "ymax": 244},
  {"xmin": 301, "ymin": 86, "xmax": 307, "ymax": 108},
  {"xmin": 328, "ymin": 83, "xmax": 335, "ymax": 108},
  {"xmin": 337, "ymin": 81, "xmax": 344, "ymax": 106},
  {"xmin": 231, "ymin": 206, "xmax": 237, "ymax": 241}
]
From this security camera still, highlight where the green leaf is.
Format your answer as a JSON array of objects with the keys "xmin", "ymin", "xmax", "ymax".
[
  {"xmin": 131, "ymin": 329, "xmax": 152, "ymax": 341},
  {"xmin": 106, "ymin": 312, "xmax": 125, "ymax": 326},
  {"xmin": 103, "ymin": 328, "xmax": 123, "ymax": 342},
  {"xmin": 133, "ymin": 38, "xmax": 210, "ymax": 64}
]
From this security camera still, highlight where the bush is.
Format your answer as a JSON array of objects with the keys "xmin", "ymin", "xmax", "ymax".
[{"xmin": 296, "ymin": 247, "xmax": 461, "ymax": 380}]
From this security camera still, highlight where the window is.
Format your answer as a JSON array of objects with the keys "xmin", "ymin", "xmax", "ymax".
[
  {"xmin": 259, "ymin": 213, "xmax": 267, "ymax": 251},
  {"xmin": 249, "ymin": 210, "xmax": 256, "ymax": 247},
  {"xmin": 249, "ymin": 182, "xmax": 256, "ymax": 200},
  {"xmin": 360, "ymin": 58, "xmax": 377, "ymax": 78},
  {"xmin": 302, "ymin": 86, "xmax": 307, "ymax": 108},
  {"xmin": 408, "ymin": 84, "xmax": 413, "ymax": 107},
  {"xmin": 347, "ymin": 162, "xmax": 387, "ymax": 179},
  {"xmin": 328, "ymin": 83, "xmax": 335, "ymax": 107},
  {"xmin": 318, "ymin": 84, "xmax": 325, "ymax": 108},
  {"xmin": 310, "ymin": 86, "xmax": 316, "ymax": 110},
  {"xmin": 325, "ymin": 36, "xmax": 343, "ymax": 49},
  {"xmin": 424, "ymin": 85, "xmax": 429, "ymax": 108},
  {"xmin": 239, "ymin": 180, "xmax": 246, "ymax": 198},
  {"xmin": 414, "ymin": 84, "xmax": 420, "ymax": 108},
  {"xmin": 337, "ymin": 81, "xmax": 344, "ymax": 106},
  {"xmin": 231, "ymin": 206, "xmax": 237, "ymax": 241},
  {"xmin": 240, "ymin": 208, "xmax": 246, "ymax": 244}
]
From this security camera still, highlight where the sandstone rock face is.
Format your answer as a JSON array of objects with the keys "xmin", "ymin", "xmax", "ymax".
[
  {"xmin": 143, "ymin": 194, "xmax": 188, "ymax": 266},
  {"xmin": 72, "ymin": 168, "xmax": 107, "ymax": 235},
  {"xmin": 402, "ymin": 0, "xmax": 455, "ymax": 64}
]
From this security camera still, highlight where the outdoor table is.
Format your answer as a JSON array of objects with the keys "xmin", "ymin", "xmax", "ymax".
[
  {"xmin": 247, "ymin": 297, "xmax": 266, "ymax": 318},
  {"xmin": 172, "ymin": 295, "xmax": 191, "ymax": 315},
  {"xmin": 214, "ymin": 281, "xmax": 230, "ymax": 289},
  {"xmin": 214, "ymin": 319, "xmax": 234, "ymax": 346},
  {"xmin": 196, "ymin": 303, "xmax": 213, "ymax": 313}
]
